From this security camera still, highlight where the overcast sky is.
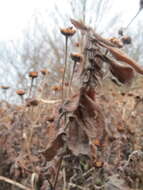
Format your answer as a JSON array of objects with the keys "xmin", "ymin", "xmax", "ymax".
[{"xmin": 0, "ymin": 0, "xmax": 141, "ymax": 41}]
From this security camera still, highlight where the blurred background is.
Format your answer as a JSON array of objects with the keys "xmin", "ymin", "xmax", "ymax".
[{"xmin": 0, "ymin": 0, "xmax": 142, "ymax": 102}]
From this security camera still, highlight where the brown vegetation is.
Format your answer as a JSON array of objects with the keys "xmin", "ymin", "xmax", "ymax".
[{"xmin": 0, "ymin": 19, "xmax": 143, "ymax": 190}]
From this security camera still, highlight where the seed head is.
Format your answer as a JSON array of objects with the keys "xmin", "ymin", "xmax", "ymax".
[
  {"xmin": 117, "ymin": 124, "xmax": 125, "ymax": 132},
  {"xmin": 0, "ymin": 86, "xmax": 10, "ymax": 90},
  {"xmin": 51, "ymin": 85, "xmax": 62, "ymax": 91},
  {"xmin": 70, "ymin": 53, "xmax": 83, "ymax": 62},
  {"xmin": 94, "ymin": 161, "xmax": 104, "ymax": 168},
  {"xmin": 26, "ymin": 98, "xmax": 39, "ymax": 107},
  {"xmin": 40, "ymin": 69, "xmax": 49, "ymax": 75},
  {"xmin": 60, "ymin": 27, "xmax": 76, "ymax": 37},
  {"xmin": 16, "ymin": 89, "xmax": 25, "ymax": 96},
  {"xmin": 74, "ymin": 42, "xmax": 80, "ymax": 47},
  {"xmin": 29, "ymin": 71, "xmax": 38, "ymax": 79},
  {"xmin": 121, "ymin": 36, "xmax": 132, "ymax": 45}
]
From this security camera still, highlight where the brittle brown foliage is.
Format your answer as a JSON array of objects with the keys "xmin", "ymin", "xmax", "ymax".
[{"xmin": 0, "ymin": 19, "xmax": 143, "ymax": 190}]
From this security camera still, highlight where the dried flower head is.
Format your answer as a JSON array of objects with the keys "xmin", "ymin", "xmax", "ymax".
[
  {"xmin": 121, "ymin": 36, "xmax": 132, "ymax": 45},
  {"xmin": 135, "ymin": 95, "xmax": 141, "ymax": 101},
  {"xmin": 74, "ymin": 42, "xmax": 80, "ymax": 47},
  {"xmin": 29, "ymin": 71, "xmax": 38, "ymax": 79},
  {"xmin": 117, "ymin": 125, "xmax": 125, "ymax": 132},
  {"xmin": 0, "ymin": 86, "xmax": 10, "ymax": 90},
  {"xmin": 16, "ymin": 89, "xmax": 25, "ymax": 96},
  {"xmin": 51, "ymin": 85, "xmax": 62, "ymax": 91},
  {"xmin": 92, "ymin": 139, "xmax": 101, "ymax": 147},
  {"xmin": 70, "ymin": 53, "xmax": 83, "ymax": 62},
  {"xmin": 40, "ymin": 69, "xmax": 49, "ymax": 75},
  {"xmin": 26, "ymin": 98, "xmax": 39, "ymax": 107},
  {"xmin": 60, "ymin": 27, "xmax": 76, "ymax": 37},
  {"xmin": 121, "ymin": 92, "xmax": 125, "ymax": 96},
  {"xmin": 94, "ymin": 161, "xmax": 104, "ymax": 168}
]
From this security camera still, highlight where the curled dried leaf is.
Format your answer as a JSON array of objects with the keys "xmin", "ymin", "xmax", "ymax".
[
  {"xmin": 104, "ymin": 56, "xmax": 135, "ymax": 84},
  {"xmin": 100, "ymin": 42, "xmax": 143, "ymax": 75}
]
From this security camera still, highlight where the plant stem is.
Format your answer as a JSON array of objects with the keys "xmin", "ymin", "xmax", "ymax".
[
  {"xmin": 53, "ymin": 156, "xmax": 63, "ymax": 189},
  {"xmin": 68, "ymin": 60, "xmax": 76, "ymax": 96},
  {"xmin": 29, "ymin": 78, "xmax": 34, "ymax": 97},
  {"xmin": 62, "ymin": 36, "xmax": 68, "ymax": 102},
  {"xmin": 126, "ymin": 9, "xmax": 140, "ymax": 29}
]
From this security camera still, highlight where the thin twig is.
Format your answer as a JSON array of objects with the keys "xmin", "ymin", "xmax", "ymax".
[
  {"xmin": 125, "ymin": 9, "xmax": 141, "ymax": 29},
  {"xmin": 47, "ymin": 177, "xmax": 53, "ymax": 190},
  {"xmin": 0, "ymin": 176, "xmax": 32, "ymax": 190}
]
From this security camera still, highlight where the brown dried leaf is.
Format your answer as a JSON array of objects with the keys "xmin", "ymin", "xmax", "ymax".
[
  {"xmin": 105, "ymin": 57, "xmax": 134, "ymax": 84},
  {"xmin": 67, "ymin": 119, "xmax": 90, "ymax": 156},
  {"xmin": 100, "ymin": 42, "xmax": 143, "ymax": 74},
  {"xmin": 41, "ymin": 124, "xmax": 65, "ymax": 161}
]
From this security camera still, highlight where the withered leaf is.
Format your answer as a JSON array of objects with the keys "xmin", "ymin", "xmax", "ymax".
[
  {"xmin": 40, "ymin": 124, "xmax": 66, "ymax": 161},
  {"xmin": 105, "ymin": 57, "xmax": 134, "ymax": 84},
  {"xmin": 100, "ymin": 42, "xmax": 143, "ymax": 75}
]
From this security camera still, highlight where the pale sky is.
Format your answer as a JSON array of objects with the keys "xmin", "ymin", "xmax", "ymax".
[{"xmin": 0, "ymin": 0, "xmax": 141, "ymax": 41}]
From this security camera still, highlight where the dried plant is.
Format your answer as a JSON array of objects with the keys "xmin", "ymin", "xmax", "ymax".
[
  {"xmin": 16, "ymin": 89, "xmax": 25, "ymax": 103},
  {"xmin": 0, "ymin": 17, "xmax": 143, "ymax": 190},
  {"xmin": 28, "ymin": 71, "xmax": 38, "ymax": 97},
  {"xmin": 60, "ymin": 27, "xmax": 76, "ymax": 102}
]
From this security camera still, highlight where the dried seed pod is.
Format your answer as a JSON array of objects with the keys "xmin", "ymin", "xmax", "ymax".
[
  {"xmin": 26, "ymin": 98, "xmax": 39, "ymax": 107},
  {"xmin": 74, "ymin": 42, "xmax": 80, "ymax": 47},
  {"xmin": 135, "ymin": 95, "xmax": 142, "ymax": 101},
  {"xmin": 121, "ymin": 92, "xmax": 126, "ymax": 96},
  {"xmin": 16, "ymin": 89, "xmax": 25, "ymax": 96},
  {"xmin": 51, "ymin": 85, "xmax": 62, "ymax": 91},
  {"xmin": 92, "ymin": 139, "xmax": 101, "ymax": 147},
  {"xmin": 94, "ymin": 161, "xmax": 104, "ymax": 168},
  {"xmin": 29, "ymin": 71, "xmax": 38, "ymax": 79},
  {"xmin": 117, "ymin": 125, "xmax": 125, "ymax": 132},
  {"xmin": 70, "ymin": 53, "xmax": 83, "ymax": 62},
  {"xmin": 40, "ymin": 69, "xmax": 49, "ymax": 75},
  {"xmin": 1, "ymin": 86, "xmax": 10, "ymax": 90},
  {"xmin": 60, "ymin": 27, "xmax": 76, "ymax": 37},
  {"xmin": 127, "ymin": 92, "xmax": 134, "ymax": 97},
  {"xmin": 121, "ymin": 36, "xmax": 132, "ymax": 45}
]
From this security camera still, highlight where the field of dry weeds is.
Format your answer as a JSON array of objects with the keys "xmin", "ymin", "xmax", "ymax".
[{"xmin": 0, "ymin": 19, "xmax": 143, "ymax": 190}]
